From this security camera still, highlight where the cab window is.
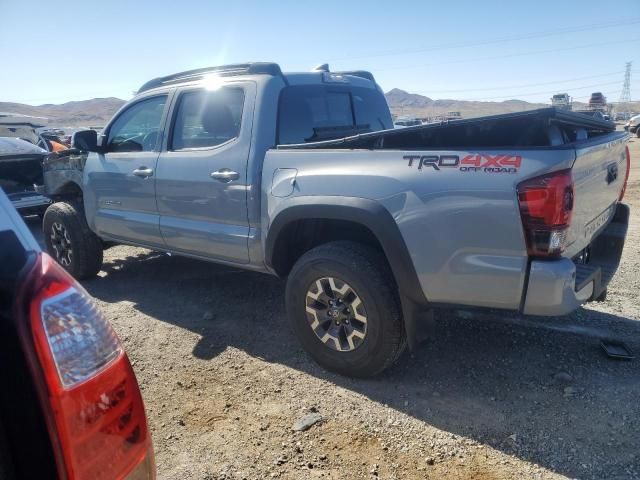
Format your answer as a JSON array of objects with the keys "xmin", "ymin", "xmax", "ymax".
[
  {"xmin": 170, "ymin": 88, "xmax": 244, "ymax": 150},
  {"xmin": 107, "ymin": 96, "xmax": 167, "ymax": 152},
  {"xmin": 277, "ymin": 85, "xmax": 393, "ymax": 144}
]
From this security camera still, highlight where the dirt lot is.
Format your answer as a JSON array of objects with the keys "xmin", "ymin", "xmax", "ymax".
[{"xmin": 30, "ymin": 135, "xmax": 640, "ymax": 479}]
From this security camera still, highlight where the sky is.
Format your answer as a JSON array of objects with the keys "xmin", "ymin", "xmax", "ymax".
[{"xmin": 0, "ymin": 0, "xmax": 638, "ymax": 106}]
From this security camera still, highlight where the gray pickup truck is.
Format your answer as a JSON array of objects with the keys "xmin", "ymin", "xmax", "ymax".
[{"xmin": 42, "ymin": 63, "xmax": 631, "ymax": 377}]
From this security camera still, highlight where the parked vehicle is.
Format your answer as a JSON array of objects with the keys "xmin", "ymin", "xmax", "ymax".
[
  {"xmin": 0, "ymin": 137, "xmax": 51, "ymax": 214},
  {"xmin": 394, "ymin": 118, "xmax": 422, "ymax": 128},
  {"xmin": 615, "ymin": 112, "xmax": 633, "ymax": 121},
  {"xmin": 0, "ymin": 188, "xmax": 154, "ymax": 479},
  {"xmin": 625, "ymin": 114, "xmax": 640, "ymax": 137},
  {"xmin": 42, "ymin": 63, "xmax": 631, "ymax": 377},
  {"xmin": 0, "ymin": 114, "xmax": 48, "ymax": 145},
  {"xmin": 0, "ymin": 116, "xmax": 71, "ymax": 153},
  {"xmin": 588, "ymin": 92, "xmax": 607, "ymax": 111},
  {"xmin": 551, "ymin": 93, "xmax": 572, "ymax": 110}
]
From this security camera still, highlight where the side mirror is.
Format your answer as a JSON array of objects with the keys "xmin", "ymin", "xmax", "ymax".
[{"xmin": 72, "ymin": 129, "xmax": 102, "ymax": 152}]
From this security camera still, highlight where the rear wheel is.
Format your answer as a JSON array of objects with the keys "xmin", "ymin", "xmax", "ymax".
[
  {"xmin": 285, "ymin": 241, "xmax": 406, "ymax": 377},
  {"xmin": 43, "ymin": 201, "xmax": 103, "ymax": 279}
]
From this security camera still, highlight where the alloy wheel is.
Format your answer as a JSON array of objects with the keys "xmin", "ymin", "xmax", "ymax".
[
  {"xmin": 305, "ymin": 277, "xmax": 368, "ymax": 352},
  {"xmin": 50, "ymin": 222, "xmax": 73, "ymax": 266}
]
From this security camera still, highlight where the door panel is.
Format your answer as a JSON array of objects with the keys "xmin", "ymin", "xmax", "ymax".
[
  {"xmin": 86, "ymin": 94, "xmax": 170, "ymax": 247},
  {"xmin": 156, "ymin": 83, "xmax": 255, "ymax": 263},
  {"xmin": 87, "ymin": 151, "xmax": 163, "ymax": 245}
]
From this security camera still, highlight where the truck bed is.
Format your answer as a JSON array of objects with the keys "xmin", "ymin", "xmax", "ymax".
[
  {"xmin": 277, "ymin": 108, "xmax": 615, "ymax": 150},
  {"xmin": 264, "ymin": 108, "xmax": 628, "ymax": 312}
]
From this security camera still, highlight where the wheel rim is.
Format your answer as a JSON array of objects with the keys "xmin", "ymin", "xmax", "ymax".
[
  {"xmin": 50, "ymin": 222, "xmax": 73, "ymax": 266},
  {"xmin": 305, "ymin": 277, "xmax": 368, "ymax": 352}
]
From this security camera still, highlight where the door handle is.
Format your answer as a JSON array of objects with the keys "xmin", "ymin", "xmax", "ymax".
[
  {"xmin": 132, "ymin": 167, "xmax": 154, "ymax": 178},
  {"xmin": 210, "ymin": 168, "xmax": 240, "ymax": 183}
]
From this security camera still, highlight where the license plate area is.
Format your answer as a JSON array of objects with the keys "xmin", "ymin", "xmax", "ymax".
[{"xmin": 584, "ymin": 203, "xmax": 615, "ymax": 239}]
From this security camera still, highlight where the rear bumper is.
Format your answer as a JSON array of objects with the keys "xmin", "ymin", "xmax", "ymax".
[{"xmin": 523, "ymin": 203, "xmax": 629, "ymax": 316}]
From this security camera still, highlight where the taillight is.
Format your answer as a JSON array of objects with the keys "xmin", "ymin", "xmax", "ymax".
[
  {"xmin": 620, "ymin": 145, "xmax": 631, "ymax": 201},
  {"xmin": 517, "ymin": 169, "xmax": 574, "ymax": 257},
  {"xmin": 26, "ymin": 253, "xmax": 154, "ymax": 480}
]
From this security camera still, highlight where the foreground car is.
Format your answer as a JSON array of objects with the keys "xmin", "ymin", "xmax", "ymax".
[{"xmin": 0, "ymin": 189, "xmax": 154, "ymax": 479}]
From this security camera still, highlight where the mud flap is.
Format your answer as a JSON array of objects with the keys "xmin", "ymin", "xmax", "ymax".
[{"xmin": 400, "ymin": 295, "xmax": 433, "ymax": 350}]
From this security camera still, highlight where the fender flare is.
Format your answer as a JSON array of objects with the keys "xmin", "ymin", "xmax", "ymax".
[
  {"xmin": 265, "ymin": 196, "xmax": 428, "ymax": 346},
  {"xmin": 44, "ymin": 176, "xmax": 83, "ymax": 199}
]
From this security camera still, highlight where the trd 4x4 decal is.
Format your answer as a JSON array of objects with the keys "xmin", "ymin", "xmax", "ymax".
[{"xmin": 405, "ymin": 154, "xmax": 522, "ymax": 173}]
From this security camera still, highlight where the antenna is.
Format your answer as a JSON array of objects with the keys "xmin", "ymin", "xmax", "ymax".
[{"xmin": 618, "ymin": 61, "xmax": 632, "ymax": 118}]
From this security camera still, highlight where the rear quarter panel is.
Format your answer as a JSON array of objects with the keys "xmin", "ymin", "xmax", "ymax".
[{"xmin": 263, "ymin": 148, "xmax": 575, "ymax": 310}]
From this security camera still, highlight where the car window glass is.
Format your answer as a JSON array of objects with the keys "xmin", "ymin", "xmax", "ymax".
[
  {"xmin": 352, "ymin": 88, "xmax": 393, "ymax": 131},
  {"xmin": 278, "ymin": 85, "xmax": 392, "ymax": 144},
  {"xmin": 107, "ymin": 96, "xmax": 167, "ymax": 152},
  {"xmin": 171, "ymin": 88, "xmax": 244, "ymax": 150}
]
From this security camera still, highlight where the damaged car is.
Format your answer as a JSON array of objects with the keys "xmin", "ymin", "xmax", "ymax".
[{"xmin": 0, "ymin": 137, "xmax": 51, "ymax": 215}]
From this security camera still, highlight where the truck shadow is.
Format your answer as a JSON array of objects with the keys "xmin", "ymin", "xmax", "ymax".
[{"xmin": 85, "ymin": 249, "xmax": 640, "ymax": 479}]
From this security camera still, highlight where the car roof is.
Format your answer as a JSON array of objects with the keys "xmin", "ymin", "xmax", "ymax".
[{"xmin": 136, "ymin": 63, "xmax": 378, "ymax": 96}]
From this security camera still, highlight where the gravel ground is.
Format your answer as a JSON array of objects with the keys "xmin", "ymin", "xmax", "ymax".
[{"xmin": 29, "ymin": 135, "xmax": 640, "ymax": 479}]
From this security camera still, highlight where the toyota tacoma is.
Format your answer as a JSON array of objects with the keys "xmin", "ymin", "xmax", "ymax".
[{"xmin": 41, "ymin": 63, "xmax": 631, "ymax": 377}]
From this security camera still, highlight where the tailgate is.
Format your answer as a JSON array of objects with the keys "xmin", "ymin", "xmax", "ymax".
[{"xmin": 565, "ymin": 133, "xmax": 628, "ymax": 258}]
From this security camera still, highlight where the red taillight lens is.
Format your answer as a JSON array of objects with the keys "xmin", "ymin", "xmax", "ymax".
[
  {"xmin": 620, "ymin": 145, "xmax": 631, "ymax": 201},
  {"xmin": 27, "ymin": 253, "xmax": 154, "ymax": 480},
  {"xmin": 517, "ymin": 169, "xmax": 574, "ymax": 257}
]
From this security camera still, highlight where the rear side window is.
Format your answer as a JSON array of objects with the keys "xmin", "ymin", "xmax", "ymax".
[
  {"xmin": 171, "ymin": 88, "xmax": 244, "ymax": 150},
  {"xmin": 278, "ymin": 85, "xmax": 392, "ymax": 145}
]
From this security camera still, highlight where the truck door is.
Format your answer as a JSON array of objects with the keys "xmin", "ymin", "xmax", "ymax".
[
  {"xmin": 155, "ymin": 82, "xmax": 255, "ymax": 263},
  {"xmin": 84, "ymin": 93, "xmax": 170, "ymax": 248}
]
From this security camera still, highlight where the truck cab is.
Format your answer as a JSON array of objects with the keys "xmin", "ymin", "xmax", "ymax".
[{"xmin": 61, "ymin": 64, "xmax": 392, "ymax": 267}]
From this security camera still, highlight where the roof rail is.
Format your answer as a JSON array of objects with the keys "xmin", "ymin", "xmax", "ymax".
[
  {"xmin": 333, "ymin": 70, "xmax": 376, "ymax": 83},
  {"xmin": 138, "ymin": 62, "xmax": 283, "ymax": 93}
]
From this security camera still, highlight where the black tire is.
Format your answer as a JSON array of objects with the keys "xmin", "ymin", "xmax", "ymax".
[
  {"xmin": 285, "ymin": 241, "xmax": 406, "ymax": 377},
  {"xmin": 42, "ymin": 201, "xmax": 103, "ymax": 279},
  {"xmin": 636, "ymin": 128, "xmax": 640, "ymax": 138}
]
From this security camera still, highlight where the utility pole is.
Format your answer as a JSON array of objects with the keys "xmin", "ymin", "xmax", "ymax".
[{"xmin": 618, "ymin": 62, "xmax": 632, "ymax": 118}]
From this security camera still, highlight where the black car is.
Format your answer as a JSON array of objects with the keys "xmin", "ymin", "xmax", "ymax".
[{"xmin": 0, "ymin": 137, "xmax": 51, "ymax": 215}]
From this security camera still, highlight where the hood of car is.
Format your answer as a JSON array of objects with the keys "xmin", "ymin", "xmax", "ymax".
[{"xmin": 0, "ymin": 136, "xmax": 47, "ymax": 157}]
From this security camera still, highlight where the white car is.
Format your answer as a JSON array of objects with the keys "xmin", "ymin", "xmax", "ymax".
[{"xmin": 625, "ymin": 114, "xmax": 640, "ymax": 137}]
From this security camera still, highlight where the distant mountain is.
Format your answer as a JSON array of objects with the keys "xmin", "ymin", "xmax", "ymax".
[
  {"xmin": 385, "ymin": 88, "xmax": 433, "ymax": 108},
  {"xmin": 385, "ymin": 88, "xmax": 548, "ymax": 119},
  {"xmin": 0, "ymin": 91, "xmax": 636, "ymax": 129},
  {"xmin": 0, "ymin": 97, "xmax": 126, "ymax": 127}
]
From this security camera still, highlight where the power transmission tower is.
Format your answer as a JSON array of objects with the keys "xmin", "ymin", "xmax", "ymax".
[{"xmin": 618, "ymin": 62, "xmax": 632, "ymax": 118}]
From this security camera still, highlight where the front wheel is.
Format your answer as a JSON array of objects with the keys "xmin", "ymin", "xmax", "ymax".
[
  {"xmin": 43, "ymin": 201, "xmax": 103, "ymax": 279},
  {"xmin": 285, "ymin": 241, "xmax": 406, "ymax": 377}
]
